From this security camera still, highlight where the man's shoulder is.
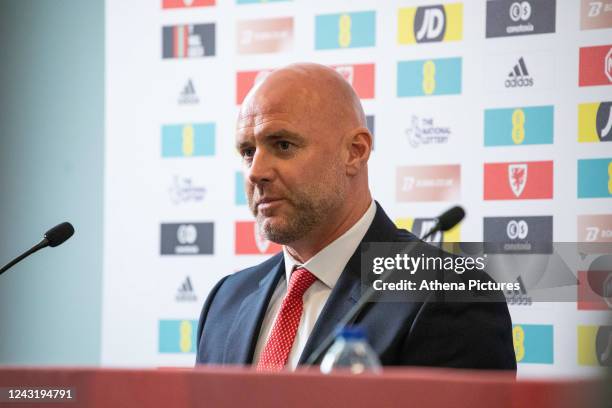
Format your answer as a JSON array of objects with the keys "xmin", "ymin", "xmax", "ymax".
[
  {"xmin": 393, "ymin": 228, "xmax": 418, "ymax": 242},
  {"xmin": 223, "ymin": 251, "xmax": 284, "ymax": 287}
]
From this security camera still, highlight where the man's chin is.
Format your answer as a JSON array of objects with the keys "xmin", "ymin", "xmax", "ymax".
[{"xmin": 257, "ymin": 217, "xmax": 295, "ymax": 245}]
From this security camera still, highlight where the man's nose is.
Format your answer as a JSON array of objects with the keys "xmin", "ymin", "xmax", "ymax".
[{"xmin": 247, "ymin": 149, "xmax": 275, "ymax": 185}]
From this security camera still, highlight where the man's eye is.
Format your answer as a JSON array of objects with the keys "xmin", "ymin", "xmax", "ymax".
[
  {"xmin": 242, "ymin": 148, "xmax": 255, "ymax": 158},
  {"xmin": 277, "ymin": 141, "xmax": 292, "ymax": 150}
]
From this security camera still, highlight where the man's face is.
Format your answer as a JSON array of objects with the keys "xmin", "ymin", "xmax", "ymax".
[{"xmin": 236, "ymin": 100, "xmax": 348, "ymax": 245}]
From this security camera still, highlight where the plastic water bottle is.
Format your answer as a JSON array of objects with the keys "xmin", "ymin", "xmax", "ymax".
[{"xmin": 320, "ymin": 326, "xmax": 382, "ymax": 374}]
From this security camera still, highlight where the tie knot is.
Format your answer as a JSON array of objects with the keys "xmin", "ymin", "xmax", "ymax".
[{"xmin": 287, "ymin": 267, "xmax": 317, "ymax": 299}]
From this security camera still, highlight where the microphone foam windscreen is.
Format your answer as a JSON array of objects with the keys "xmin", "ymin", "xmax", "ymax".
[
  {"xmin": 438, "ymin": 206, "xmax": 465, "ymax": 232},
  {"xmin": 45, "ymin": 222, "xmax": 75, "ymax": 247}
]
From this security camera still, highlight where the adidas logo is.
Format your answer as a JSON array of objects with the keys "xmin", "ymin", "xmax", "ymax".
[
  {"xmin": 176, "ymin": 276, "xmax": 197, "ymax": 302},
  {"xmin": 178, "ymin": 79, "xmax": 199, "ymax": 104},
  {"xmin": 504, "ymin": 276, "xmax": 532, "ymax": 305},
  {"xmin": 504, "ymin": 57, "xmax": 534, "ymax": 88}
]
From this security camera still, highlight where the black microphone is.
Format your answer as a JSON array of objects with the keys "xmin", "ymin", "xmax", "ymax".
[
  {"xmin": 305, "ymin": 206, "xmax": 465, "ymax": 366},
  {"xmin": 0, "ymin": 222, "xmax": 74, "ymax": 276},
  {"xmin": 420, "ymin": 206, "xmax": 465, "ymax": 241}
]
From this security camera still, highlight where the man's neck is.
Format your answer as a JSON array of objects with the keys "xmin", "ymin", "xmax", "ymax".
[{"xmin": 285, "ymin": 195, "xmax": 372, "ymax": 264}]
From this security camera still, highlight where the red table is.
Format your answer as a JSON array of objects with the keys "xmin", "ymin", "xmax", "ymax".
[{"xmin": 0, "ymin": 366, "xmax": 606, "ymax": 408}]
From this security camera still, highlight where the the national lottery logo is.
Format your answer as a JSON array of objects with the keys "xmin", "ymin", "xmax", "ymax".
[
  {"xmin": 581, "ymin": 0, "xmax": 612, "ymax": 30},
  {"xmin": 160, "ymin": 222, "xmax": 214, "ymax": 255},
  {"xmin": 484, "ymin": 106, "xmax": 554, "ymax": 146},
  {"xmin": 577, "ymin": 158, "xmax": 612, "ymax": 198},
  {"xmin": 485, "ymin": 0, "xmax": 556, "ymax": 38},
  {"xmin": 578, "ymin": 102, "xmax": 612, "ymax": 142},
  {"xmin": 397, "ymin": 3, "xmax": 463, "ymax": 45},
  {"xmin": 484, "ymin": 161, "xmax": 553, "ymax": 200},
  {"xmin": 168, "ymin": 175, "xmax": 207, "ymax": 204},
  {"xmin": 162, "ymin": 23, "xmax": 215, "ymax": 59},
  {"xmin": 397, "ymin": 58, "xmax": 462, "ymax": 97},
  {"xmin": 236, "ymin": 17, "xmax": 294, "ymax": 55},
  {"xmin": 315, "ymin": 11, "xmax": 376, "ymax": 50},
  {"xmin": 405, "ymin": 115, "xmax": 451, "ymax": 147},
  {"xmin": 579, "ymin": 45, "xmax": 612, "ymax": 87},
  {"xmin": 235, "ymin": 221, "xmax": 282, "ymax": 255}
]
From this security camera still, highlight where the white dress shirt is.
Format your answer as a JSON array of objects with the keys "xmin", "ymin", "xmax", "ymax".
[{"xmin": 252, "ymin": 200, "xmax": 376, "ymax": 369}]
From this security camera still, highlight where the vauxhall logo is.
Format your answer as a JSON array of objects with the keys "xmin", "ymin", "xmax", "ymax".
[
  {"xmin": 505, "ymin": 57, "xmax": 534, "ymax": 88},
  {"xmin": 414, "ymin": 5, "xmax": 446, "ymax": 43}
]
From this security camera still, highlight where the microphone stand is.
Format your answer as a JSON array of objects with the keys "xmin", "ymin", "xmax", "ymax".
[{"xmin": 0, "ymin": 239, "xmax": 49, "ymax": 276}]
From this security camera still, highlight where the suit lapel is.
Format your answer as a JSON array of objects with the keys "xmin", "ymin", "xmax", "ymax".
[
  {"xmin": 223, "ymin": 257, "xmax": 284, "ymax": 364},
  {"xmin": 298, "ymin": 202, "xmax": 406, "ymax": 364}
]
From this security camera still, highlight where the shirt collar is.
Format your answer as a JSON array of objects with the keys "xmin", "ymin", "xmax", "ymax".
[{"xmin": 282, "ymin": 200, "xmax": 376, "ymax": 289}]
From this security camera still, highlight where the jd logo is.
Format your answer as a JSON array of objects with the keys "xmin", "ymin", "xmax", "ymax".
[
  {"xmin": 414, "ymin": 5, "xmax": 446, "ymax": 43},
  {"xmin": 420, "ymin": 219, "xmax": 442, "ymax": 243},
  {"xmin": 596, "ymin": 102, "xmax": 612, "ymax": 141},
  {"xmin": 508, "ymin": 164, "xmax": 528, "ymax": 197}
]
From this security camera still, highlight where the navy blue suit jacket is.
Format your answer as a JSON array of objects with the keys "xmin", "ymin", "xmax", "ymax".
[{"xmin": 196, "ymin": 203, "xmax": 516, "ymax": 370}]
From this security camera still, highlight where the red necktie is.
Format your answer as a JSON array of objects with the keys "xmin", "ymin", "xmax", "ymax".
[{"xmin": 256, "ymin": 267, "xmax": 317, "ymax": 371}]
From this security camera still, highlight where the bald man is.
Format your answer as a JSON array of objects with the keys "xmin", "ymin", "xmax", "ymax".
[{"xmin": 196, "ymin": 63, "xmax": 516, "ymax": 371}]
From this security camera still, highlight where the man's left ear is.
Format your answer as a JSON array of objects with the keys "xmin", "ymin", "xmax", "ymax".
[{"xmin": 345, "ymin": 128, "xmax": 372, "ymax": 176}]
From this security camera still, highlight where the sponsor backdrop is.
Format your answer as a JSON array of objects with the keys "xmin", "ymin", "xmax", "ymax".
[{"xmin": 104, "ymin": 0, "xmax": 612, "ymax": 377}]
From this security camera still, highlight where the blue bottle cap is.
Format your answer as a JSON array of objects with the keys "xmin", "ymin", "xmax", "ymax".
[{"xmin": 338, "ymin": 326, "xmax": 366, "ymax": 340}]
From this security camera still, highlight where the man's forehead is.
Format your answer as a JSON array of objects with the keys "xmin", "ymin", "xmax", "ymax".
[{"xmin": 236, "ymin": 104, "xmax": 296, "ymax": 131}]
